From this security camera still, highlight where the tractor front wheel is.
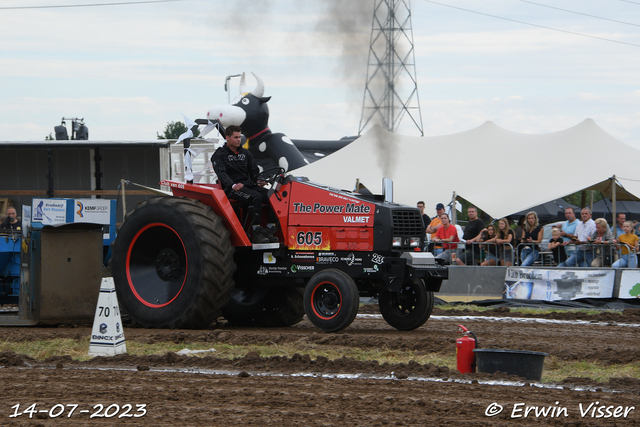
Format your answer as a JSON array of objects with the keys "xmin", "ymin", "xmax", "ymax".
[
  {"xmin": 378, "ymin": 279, "xmax": 433, "ymax": 331},
  {"xmin": 303, "ymin": 269, "xmax": 359, "ymax": 332}
]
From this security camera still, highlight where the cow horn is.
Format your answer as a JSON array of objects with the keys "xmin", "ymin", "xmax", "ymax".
[
  {"xmin": 250, "ymin": 72, "xmax": 265, "ymax": 98},
  {"xmin": 239, "ymin": 72, "xmax": 248, "ymax": 94}
]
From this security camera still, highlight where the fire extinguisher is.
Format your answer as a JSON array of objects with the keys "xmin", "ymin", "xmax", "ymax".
[{"xmin": 456, "ymin": 324, "xmax": 479, "ymax": 374}]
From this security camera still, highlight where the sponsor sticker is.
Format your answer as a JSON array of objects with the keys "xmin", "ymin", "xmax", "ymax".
[
  {"xmin": 341, "ymin": 253, "xmax": 363, "ymax": 266},
  {"xmin": 363, "ymin": 265, "xmax": 379, "ymax": 273},
  {"xmin": 292, "ymin": 252, "xmax": 315, "ymax": 263},
  {"xmin": 316, "ymin": 256, "xmax": 340, "ymax": 265},
  {"xmin": 291, "ymin": 264, "xmax": 315, "ymax": 273},
  {"xmin": 257, "ymin": 265, "xmax": 288, "ymax": 275},
  {"xmin": 371, "ymin": 253, "xmax": 385, "ymax": 264}
]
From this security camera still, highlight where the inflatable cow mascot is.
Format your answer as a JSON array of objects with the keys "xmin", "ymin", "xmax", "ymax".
[{"xmin": 207, "ymin": 72, "xmax": 309, "ymax": 172}]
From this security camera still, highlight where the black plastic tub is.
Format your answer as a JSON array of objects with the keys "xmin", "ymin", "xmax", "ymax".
[{"xmin": 473, "ymin": 349, "xmax": 548, "ymax": 381}]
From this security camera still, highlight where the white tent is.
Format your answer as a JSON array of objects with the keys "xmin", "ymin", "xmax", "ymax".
[{"xmin": 294, "ymin": 119, "xmax": 640, "ymax": 220}]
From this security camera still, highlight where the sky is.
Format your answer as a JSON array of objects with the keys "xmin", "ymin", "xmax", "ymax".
[{"xmin": 2, "ymin": 0, "xmax": 640, "ymax": 150}]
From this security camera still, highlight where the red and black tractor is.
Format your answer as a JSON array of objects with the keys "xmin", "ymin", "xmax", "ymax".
[{"xmin": 111, "ymin": 169, "xmax": 448, "ymax": 332}]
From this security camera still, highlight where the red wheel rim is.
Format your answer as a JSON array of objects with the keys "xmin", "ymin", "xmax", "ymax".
[
  {"xmin": 310, "ymin": 281, "xmax": 342, "ymax": 320},
  {"xmin": 125, "ymin": 223, "xmax": 188, "ymax": 307}
]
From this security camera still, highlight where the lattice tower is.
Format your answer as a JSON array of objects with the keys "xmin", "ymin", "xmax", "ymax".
[{"xmin": 358, "ymin": 0, "xmax": 423, "ymax": 136}]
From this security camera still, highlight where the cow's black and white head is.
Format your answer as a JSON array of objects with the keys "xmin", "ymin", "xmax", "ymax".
[{"xmin": 207, "ymin": 72, "xmax": 271, "ymax": 139}]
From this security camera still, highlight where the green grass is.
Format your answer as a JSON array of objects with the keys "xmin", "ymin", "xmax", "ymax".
[
  {"xmin": 543, "ymin": 357, "xmax": 640, "ymax": 383},
  {"xmin": 1, "ymin": 338, "xmax": 638, "ymax": 384},
  {"xmin": 434, "ymin": 304, "xmax": 617, "ymax": 316},
  {"xmin": 0, "ymin": 338, "xmax": 454, "ymax": 366}
]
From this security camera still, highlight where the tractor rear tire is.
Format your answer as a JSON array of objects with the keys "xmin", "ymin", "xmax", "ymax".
[
  {"xmin": 111, "ymin": 197, "xmax": 236, "ymax": 329},
  {"xmin": 222, "ymin": 286, "xmax": 305, "ymax": 327},
  {"xmin": 379, "ymin": 279, "xmax": 433, "ymax": 331},
  {"xmin": 303, "ymin": 269, "xmax": 359, "ymax": 332}
]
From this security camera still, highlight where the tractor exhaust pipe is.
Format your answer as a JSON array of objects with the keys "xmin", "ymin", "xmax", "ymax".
[{"xmin": 382, "ymin": 177, "xmax": 393, "ymax": 203}]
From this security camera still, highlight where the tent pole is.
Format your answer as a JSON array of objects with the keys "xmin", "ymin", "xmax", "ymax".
[
  {"xmin": 612, "ymin": 175, "xmax": 617, "ymax": 238},
  {"xmin": 451, "ymin": 192, "xmax": 457, "ymax": 225}
]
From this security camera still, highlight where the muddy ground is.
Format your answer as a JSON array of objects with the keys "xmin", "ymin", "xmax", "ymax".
[{"xmin": 0, "ymin": 306, "xmax": 639, "ymax": 426}]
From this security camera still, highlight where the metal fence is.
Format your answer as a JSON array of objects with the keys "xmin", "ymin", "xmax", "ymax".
[
  {"xmin": 429, "ymin": 240, "xmax": 636, "ymax": 268},
  {"xmin": 514, "ymin": 242, "xmax": 635, "ymax": 267},
  {"xmin": 432, "ymin": 241, "xmax": 514, "ymax": 266}
]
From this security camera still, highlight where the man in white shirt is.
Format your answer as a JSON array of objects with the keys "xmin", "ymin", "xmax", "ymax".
[{"xmin": 559, "ymin": 207, "xmax": 596, "ymax": 267}]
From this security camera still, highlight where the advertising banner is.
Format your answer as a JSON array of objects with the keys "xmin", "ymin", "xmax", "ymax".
[
  {"xmin": 618, "ymin": 270, "xmax": 640, "ymax": 299},
  {"xmin": 504, "ymin": 267, "xmax": 615, "ymax": 301},
  {"xmin": 31, "ymin": 198, "xmax": 68, "ymax": 226},
  {"xmin": 74, "ymin": 199, "xmax": 112, "ymax": 224}
]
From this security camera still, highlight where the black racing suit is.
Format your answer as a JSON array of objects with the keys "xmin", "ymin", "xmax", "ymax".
[{"xmin": 211, "ymin": 144, "xmax": 268, "ymax": 226}]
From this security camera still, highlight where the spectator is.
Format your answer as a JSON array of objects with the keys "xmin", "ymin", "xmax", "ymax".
[
  {"xmin": 559, "ymin": 207, "xmax": 597, "ymax": 267},
  {"xmin": 513, "ymin": 215, "xmax": 526, "ymax": 249},
  {"xmin": 426, "ymin": 203, "xmax": 445, "ymax": 237},
  {"xmin": 495, "ymin": 217, "xmax": 515, "ymax": 266},
  {"xmin": 519, "ymin": 211, "xmax": 543, "ymax": 266},
  {"xmin": 612, "ymin": 212, "xmax": 626, "ymax": 239},
  {"xmin": 426, "ymin": 203, "xmax": 445, "ymax": 254},
  {"xmin": 0, "ymin": 207, "xmax": 20, "ymax": 231},
  {"xmin": 610, "ymin": 212, "xmax": 626, "ymax": 264},
  {"xmin": 557, "ymin": 207, "xmax": 579, "ymax": 259},
  {"xmin": 433, "ymin": 213, "xmax": 460, "ymax": 265},
  {"xmin": 416, "ymin": 201, "xmax": 431, "ymax": 236},
  {"xmin": 612, "ymin": 221, "xmax": 639, "ymax": 268},
  {"xmin": 479, "ymin": 224, "xmax": 498, "ymax": 266},
  {"xmin": 547, "ymin": 228, "xmax": 567, "ymax": 266},
  {"xmin": 590, "ymin": 218, "xmax": 614, "ymax": 267},
  {"xmin": 456, "ymin": 206, "xmax": 485, "ymax": 266}
]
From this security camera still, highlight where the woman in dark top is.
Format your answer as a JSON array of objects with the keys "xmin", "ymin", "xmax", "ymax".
[
  {"xmin": 495, "ymin": 217, "xmax": 515, "ymax": 266},
  {"xmin": 479, "ymin": 224, "xmax": 498, "ymax": 266},
  {"xmin": 520, "ymin": 211, "xmax": 543, "ymax": 266}
]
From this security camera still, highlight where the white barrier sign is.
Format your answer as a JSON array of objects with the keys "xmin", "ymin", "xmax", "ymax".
[
  {"xmin": 619, "ymin": 270, "xmax": 640, "ymax": 299},
  {"xmin": 504, "ymin": 268, "xmax": 615, "ymax": 301},
  {"xmin": 88, "ymin": 278, "xmax": 127, "ymax": 357}
]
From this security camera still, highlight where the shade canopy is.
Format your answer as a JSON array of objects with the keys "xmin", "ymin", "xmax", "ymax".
[
  {"xmin": 508, "ymin": 199, "xmax": 579, "ymax": 224},
  {"xmin": 590, "ymin": 199, "xmax": 640, "ymax": 221}
]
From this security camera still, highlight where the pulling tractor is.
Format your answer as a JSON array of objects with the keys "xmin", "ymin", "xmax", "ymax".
[{"xmin": 111, "ymin": 170, "xmax": 448, "ymax": 332}]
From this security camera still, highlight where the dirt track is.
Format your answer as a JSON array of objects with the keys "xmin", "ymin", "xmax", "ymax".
[{"xmin": 1, "ymin": 307, "xmax": 639, "ymax": 426}]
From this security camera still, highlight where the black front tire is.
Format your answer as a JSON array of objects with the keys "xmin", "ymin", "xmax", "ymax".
[
  {"xmin": 111, "ymin": 197, "xmax": 236, "ymax": 329},
  {"xmin": 222, "ymin": 286, "xmax": 305, "ymax": 327},
  {"xmin": 379, "ymin": 279, "xmax": 433, "ymax": 331},
  {"xmin": 303, "ymin": 269, "xmax": 359, "ymax": 332}
]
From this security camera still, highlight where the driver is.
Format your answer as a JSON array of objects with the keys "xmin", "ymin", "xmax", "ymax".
[{"xmin": 211, "ymin": 125, "xmax": 274, "ymax": 243}]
